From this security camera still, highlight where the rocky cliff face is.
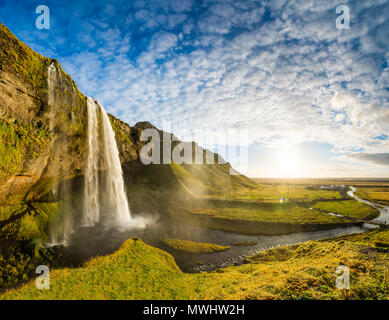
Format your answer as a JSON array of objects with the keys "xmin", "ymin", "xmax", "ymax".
[
  {"xmin": 0, "ymin": 22, "xmax": 256, "ymax": 207},
  {"xmin": 0, "ymin": 22, "xmax": 144, "ymax": 204}
]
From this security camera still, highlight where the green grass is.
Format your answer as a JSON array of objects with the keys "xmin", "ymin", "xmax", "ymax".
[
  {"xmin": 171, "ymin": 162, "xmax": 257, "ymax": 197},
  {"xmin": 226, "ymin": 184, "xmax": 343, "ymax": 202},
  {"xmin": 355, "ymin": 187, "xmax": 389, "ymax": 206},
  {"xmin": 188, "ymin": 200, "xmax": 349, "ymax": 224},
  {"xmin": 313, "ymin": 200, "xmax": 379, "ymax": 220},
  {"xmin": 2, "ymin": 229, "xmax": 388, "ymax": 300},
  {"xmin": 163, "ymin": 238, "xmax": 230, "ymax": 254},
  {"xmin": 1, "ymin": 238, "xmax": 197, "ymax": 300}
]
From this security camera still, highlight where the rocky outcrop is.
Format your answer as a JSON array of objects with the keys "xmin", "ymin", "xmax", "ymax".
[
  {"xmin": 0, "ymin": 21, "xmax": 256, "ymax": 206},
  {"xmin": 0, "ymin": 22, "xmax": 137, "ymax": 204}
]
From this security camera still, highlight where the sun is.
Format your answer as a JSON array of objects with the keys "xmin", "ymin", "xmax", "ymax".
[{"xmin": 276, "ymin": 148, "xmax": 303, "ymax": 178}]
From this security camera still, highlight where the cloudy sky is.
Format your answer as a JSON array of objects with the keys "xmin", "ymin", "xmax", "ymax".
[{"xmin": 1, "ymin": 0, "xmax": 388, "ymax": 177}]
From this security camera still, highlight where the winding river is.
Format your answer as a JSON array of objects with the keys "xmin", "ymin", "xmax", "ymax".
[
  {"xmin": 61, "ymin": 187, "xmax": 388, "ymax": 272},
  {"xmin": 168, "ymin": 186, "xmax": 389, "ymax": 272}
]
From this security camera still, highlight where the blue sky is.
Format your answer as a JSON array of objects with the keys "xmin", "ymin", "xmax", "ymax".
[{"xmin": 0, "ymin": 0, "xmax": 389, "ymax": 177}]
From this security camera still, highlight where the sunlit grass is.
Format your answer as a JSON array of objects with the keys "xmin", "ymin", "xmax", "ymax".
[
  {"xmin": 355, "ymin": 187, "xmax": 389, "ymax": 205},
  {"xmin": 163, "ymin": 238, "xmax": 230, "ymax": 254},
  {"xmin": 2, "ymin": 229, "xmax": 388, "ymax": 300},
  {"xmin": 189, "ymin": 201, "xmax": 348, "ymax": 224},
  {"xmin": 313, "ymin": 200, "xmax": 379, "ymax": 220}
]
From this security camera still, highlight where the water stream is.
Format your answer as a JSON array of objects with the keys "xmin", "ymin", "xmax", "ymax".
[{"xmin": 60, "ymin": 187, "xmax": 389, "ymax": 272}]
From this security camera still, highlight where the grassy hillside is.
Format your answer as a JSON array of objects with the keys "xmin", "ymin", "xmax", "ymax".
[{"xmin": 2, "ymin": 229, "xmax": 388, "ymax": 300}]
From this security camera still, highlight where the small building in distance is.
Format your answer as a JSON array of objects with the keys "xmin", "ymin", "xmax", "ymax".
[{"xmin": 320, "ymin": 185, "xmax": 347, "ymax": 190}]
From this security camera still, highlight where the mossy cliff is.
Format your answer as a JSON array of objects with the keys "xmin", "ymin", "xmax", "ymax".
[
  {"xmin": 0, "ymin": 21, "xmax": 255, "ymax": 207},
  {"xmin": 0, "ymin": 23, "xmax": 145, "ymax": 205},
  {"xmin": 0, "ymin": 21, "xmax": 257, "ymax": 240}
]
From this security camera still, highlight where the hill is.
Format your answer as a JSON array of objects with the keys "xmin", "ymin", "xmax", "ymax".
[{"xmin": 2, "ymin": 229, "xmax": 388, "ymax": 300}]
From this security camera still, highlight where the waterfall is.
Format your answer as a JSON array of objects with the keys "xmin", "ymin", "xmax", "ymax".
[
  {"xmin": 46, "ymin": 63, "xmax": 142, "ymax": 247},
  {"xmin": 98, "ymin": 101, "xmax": 132, "ymax": 225},
  {"xmin": 47, "ymin": 63, "xmax": 74, "ymax": 245},
  {"xmin": 82, "ymin": 98, "xmax": 132, "ymax": 227},
  {"xmin": 82, "ymin": 98, "xmax": 101, "ymax": 226}
]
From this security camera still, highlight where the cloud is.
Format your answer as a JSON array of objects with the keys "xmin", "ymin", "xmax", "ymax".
[
  {"xmin": 342, "ymin": 153, "xmax": 389, "ymax": 166},
  {"xmin": 2, "ymin": 0, "xmax": 388, "ymax": 176}
]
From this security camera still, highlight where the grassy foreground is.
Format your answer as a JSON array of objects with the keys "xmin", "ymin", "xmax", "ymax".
[
  {"xmin": 2, "ymin": 229, "xmax": 389, "ymax": 300},
  {"xmin": 163, "ymin": 239, "xmax": 230, "ymax": 254}
]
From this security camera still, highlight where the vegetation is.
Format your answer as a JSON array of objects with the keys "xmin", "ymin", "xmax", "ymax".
[
  {"xmin": 1, "ymin": 22, "xmax": 388, "ymax": 300},
  {"xmin": 313, "ymin": 200, "xmax": 379, "ymax": 220},
  {"xmin": 0, "ymin": 23, "xmax": 49, "ymax": 95},
  {"xmin": 355, "ymin": 187, "xmax": 389, "ymax": 206},
  {"xmin": 171, "ymin": 162, "xmax": 257, "ymax": 197},
  {"xmin": 0, "ymin": 202, "xmax": 61, "ymax": 290},
  {"xmin": 229, "ymin": 184, "xmax": 343, "ymax": 202},
  {"xmin": 0, "ymin": 119, "xmax": 49, "ymax": 183},
  {"xmin": 188, "ymin": 200, "xmax": 350, "ymax": 224},
  {"xmin": 163, "ymin": 238, "xmax": 230, "ymax": 254},
  {"xmin": 254, "ymin": 178, "xmax": 389, "ymax": 187},
  {"xmin": 2, "ymin": 229, "xmax": 388, "ymax": 300}
]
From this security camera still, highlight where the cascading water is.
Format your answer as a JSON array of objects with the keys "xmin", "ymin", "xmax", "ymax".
[
  {"xmin": 47, "ymin": 63, "xmax": 74, "ymax": 245},
  {"xmin": 82, "ymin": 98, "xmax": 101, "ymax": 226},
  {"xmin": 82, "ymin": 98, "xmax": 132, "ymax": 227},
  {"xmin": 98, "ymin": 101, "xmax": 132, "ymax": 225},
  {"xmin": 47, "ymin": 62, "xmax": 147, "ymax": 246}
]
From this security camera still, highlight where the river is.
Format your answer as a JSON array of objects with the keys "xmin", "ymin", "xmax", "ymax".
[{"xmin": 60, "ymin": 187, "xmax": 388, "ymax": 272}]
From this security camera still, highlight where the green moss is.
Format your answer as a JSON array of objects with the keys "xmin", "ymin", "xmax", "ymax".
[
  {"xmin": 17, "ymin": 202, "xmax": 59, "ymax": 240},
  {"xmin": 0, "ymin": 23, "xmax": 49, "ymax": 96},
  {"xmin": 0, "ymin": 201, "xmax": 61, "ymax": 290},
  {"xmin": 0, "ymin": 119, "xmax": 49, "ymax": 183},
  {"xmin": 163, "ymin": 238, "xmax": 230, "ymax": 254},
  {"xmin": 0, "ymin": 238, "xmax": 62, "ymax": 290}
]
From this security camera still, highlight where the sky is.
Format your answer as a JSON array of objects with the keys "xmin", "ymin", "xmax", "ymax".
[{"xmin": 0, "ymin": 0, "xmax": 388, "ymax": 178}]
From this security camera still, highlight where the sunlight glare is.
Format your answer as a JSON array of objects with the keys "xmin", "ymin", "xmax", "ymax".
[{"xmin": 277, "ymin": 148, "xmax": 303, "ymax": 178}]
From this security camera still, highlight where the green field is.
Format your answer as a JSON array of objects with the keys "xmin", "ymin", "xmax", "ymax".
[
  {"xmin": 2, "ymin": 229, "xmax": 388, "ymax": 300},
  {"xmin": 163, "ymin": 239, "xmax": 230, "ymax": 254},
  {"xmin": 188, "ymin": 200, "xmax": 349, "ymax": 224},
  {"xmin": 355, "ymin": 187, "xmax": 389, "ymax": 206},
  {"xmin": 229, "ymin": 184, "xmax": 343, "ymax": 201},
  {"xmin": 313, "ymin": 200, "xmax": 379, "ymax": 220}
]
